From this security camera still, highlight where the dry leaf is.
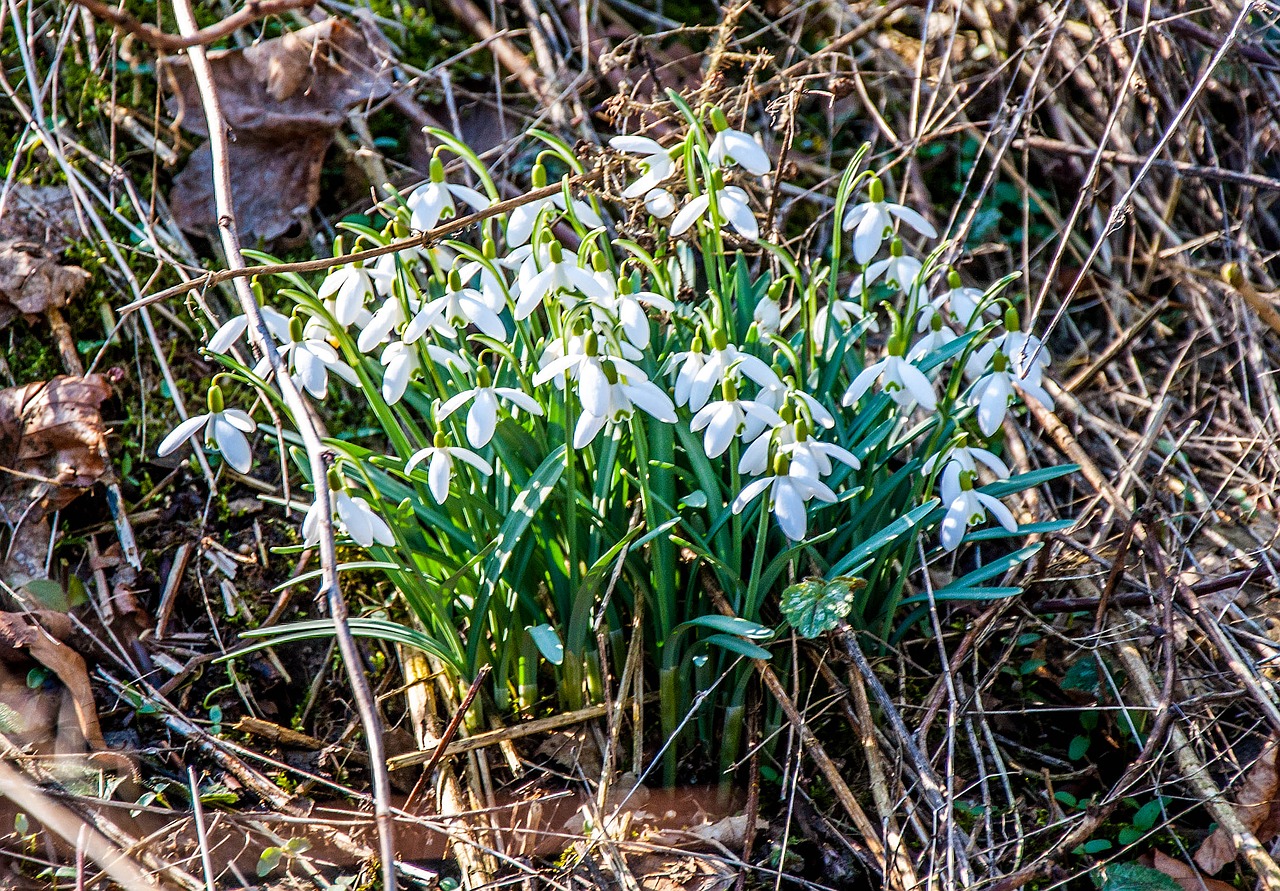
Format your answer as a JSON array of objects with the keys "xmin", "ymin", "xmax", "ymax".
[
  {"xmin": 630, "ymin": 853, "xmax": 737, "ymax": 891},
  {"xmin": 1153, "ymin": 850, "xmax": 1238, "ymax": 891},
  {"xmin": 0, "ymin": 184, "xmax": 91, "ymax": 329},
  {"xmin": 1195, "ymin": 736, "xmax": 1280, "ymax": 874},
  {"xmin": 160, "ymin": 17, "xmax": 394, "ymax": 243}
]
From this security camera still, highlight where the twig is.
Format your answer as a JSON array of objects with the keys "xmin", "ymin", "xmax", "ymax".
[
  {"xmin": 163, "ymin": 1, "xmax": 398, "ymax": 886},
  {"xmin": 419, "ymin": 665, "xmax": 491, "ymax": 780},
  {"xmin": 69, "ymin": 0, "xmax": 316, "ymax": 51}
]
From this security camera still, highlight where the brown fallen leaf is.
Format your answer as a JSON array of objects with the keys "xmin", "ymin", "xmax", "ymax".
[
  {"xmin": 0, "ymin": 184, "xmax": 92, "ymax": 329},
  {"xmin": 1153, "ymin": 850, "xmax": 1238, "ymax": 891},
  {"xmin": 160, "ymin": 17, "xmax": 394, "ymax": 243},
  {"xmin": 1195, "ymin": 736, "xmax": 1280, "ymax": 874}
]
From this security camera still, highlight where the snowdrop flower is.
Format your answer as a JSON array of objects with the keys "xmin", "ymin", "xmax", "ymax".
[
  {"xmin": 732, "ymin": 453, "xmax": 837, "ymax": 541},
  {"xmin": 906, "ymin": 314, "xmax": 957, "ymax": 363},
  {"xmin": 669, "ymin": 337, "xmax": 707, "ymax": 408},
  {"xmin": 358, "ymin": 294, "xmax": 421, "ymax": 353},
  {"xmin": 303, "ymin": 475, "xmax": 396, "ymax": 549},
  {"xmin": 380, "ymin": 340, "xmax": 466, "ymax": 405},
  {"xmin": 515, "ymin": 240, "xmax": 611, "ymax": 320},
  {"xmin": 406, "ymin": 155, "xmax": 492, "ymax": 232},
  {"xmin": 507, "ymin": 163, "xmax": 603, "ymax": 246},
  {"xmin": 589, "ymin": 278, "xmax": 673, "ymax": 349},
  {"xmin": 939, "ymin": 462, "xmax": 1017, "ymax": 551},
  {"xmin": 995, "ymin": 329, "xmax": 1051, "ymax": 381},
  {"xmin": 406, "ymin": 270, "xmax": 506, "ymax": 342},
  {"xmin": 610, "ymin": 136, "xmax": 676, "ymax": 198},
  {"xmin": 645, "ymin": 188, "xmax": 676, "ymax": 218},
  {"xmin": 922, "ymin": 439, "xmax": 1010, "ymax": 482},
  {"xmin": 842, "ymin": 343, "xmax": 937, "ymax": 412},
  {"xmin": 966, "ymin": 348, "xmax": 1053, "ymax": 437},
  {"xmin": 687, "ymin": 331, "xmax": 781, "ymax": 412},
  {"xmin": 207, "ymin": 305, "xmax": 291, "ymax": 354},
  {"xmin": 707, "ymin": 107, "xmax": 772, "ymax": 176},
  {"xmin": 257, "ymin": 315, "xmax": 358, "ymax": 399},
  {"xmin": 404, "ymin": 431, "xmax": 494, "ymax": 504},
  {"xmin": 813, "ymin": 296, "xmax": 879, "ymax": 349},
  {"xmin": 570, "ymin": 363, "xmax": 678, "ymax": 448},
  {"xmin": 437, "ymin": 364, "xmax": 544, "ymax": 448},
  {"xmin": 156, "ymin": 381, "xmax": 255, "ymax": 474},
  {"xmin": 671, "ymin": 172, "xmax": 758, "ymax": 240},
  {"xmin": 690, "ymin": 377, "xmax": 784, "ymax": 458},
  {"xmin": 756, "ymin": 380, "xmax": 835, "ymax": 430},
  {"xmin": 318, "ymin": 263, "xmax": 381, "ymax": 328},
  {"xmin": 842, "ymin": 175, "xmax": 938, "ymax": 265},
  {"xmin": 458, "ymin": 241, "xmax": 511, "ymax": 313},
  {"xmin": 930, "ymin": 269, "xmax": 992, "ymax": 330},
  {"xmin": 864, "ymin": 239, "xmax": 925, "ymax": 302},
  {"xmin": 753, "ymin": 291, "xmax": 781, "ymax": 336}
]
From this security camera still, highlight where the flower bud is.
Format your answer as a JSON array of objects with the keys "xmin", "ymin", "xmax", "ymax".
[
  {"xmin": 930, "ymin": 313, "xmax": 944, "ymax": 332},
  {"xmin": 584, "ymin": 332, "xmax": 599, "ymax": 356},
  {"xmin": 531, "ymin": 163, "xmax": 547, "ymax": 189},
  {"xmin": 691, "ymin": 334, "xmax": 704, "ymax": 353},
  {"xmin": 433, "ymin": 430, "xmax": 449, "ymax": 449},
  {"xmin": 772, "ymin": 450, "xmax": 792, "ymax": 477},
  {"xmin": 603, "ymin": 361, "xmax": 620, "ymax": 385},
  {"xmin": 483, "ymin": 237, "xmax": 497, "ymax": 260},
  {"xmin": 430, "ymin": 154, "xmax": 446, "ymax": 184},
  {"xmin": 712, "ymin": 329, "xmax": 728, "ymax": 351},
  {"xmin": 548, "ymin": 240, "xmax": 564, "ymax": 264},
  {"xmin": 207, "ymin": 383, "xmax": 225, "ymax": 415},
  {"xmin": 252, "ymin": 278, "xmax": 266, "ymax": 303},
  {"xmin": 991, "ymin": 350, "xmax": 1009, "ymax": 373},
  {"xmin": 721, "ymin": 376, "xmax": 738, "ymax": 402},
  {"xmin": 289, "ymin": 314, "xmax": 305, "ymax": 343},
  {"xmin": 779, "ymin": 401, "xmax": 795, "ymax": 424},
  {"xmin": 448, "ymin": 268, "xmax": 463, "ymax": 291},
  {"xmin": 947, "ymin": 269, "xmax": 962, "ymax": 290},
  {"xmin": 326, "ymin": 467, "xmax": 344, "ymax": 491},
  {"xmin": 710, "ymin": 169, "xmax": 726, "ymax": 191},
  {"xmin": 592, "ymin": 251, "xmax": 608, "ymax": 273},
  {"xmin": 868, "ymin": 176, "xmax": 884, "ymax": 204},
  {"xmin": 1004, "ymin": 305, "xmax": 1020, "ymax": 332},
  {"xmin": 890, "ymin": 237, "xmax": 904, "ymax": 258},
  {"xmin": 477, "ymin": 365, "xmax": 492, "ymax": 389},
  {"xmin": 709, "ymin": 106, "xmax": 729, "ymax": 132},
  {"xmin": 794, "ymin": 417, "xmax": 810, "ymax": 441}
]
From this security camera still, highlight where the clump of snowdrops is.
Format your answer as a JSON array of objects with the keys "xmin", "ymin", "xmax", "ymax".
[{"xmin": 163, "ymin": 95, "xmax": 1073, "ymax": 780}]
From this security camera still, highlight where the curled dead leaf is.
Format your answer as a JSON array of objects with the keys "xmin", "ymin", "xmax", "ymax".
[
  {"xmin": 1153, "ymin": 850, "xmax": 1238, "ymax": 891},
  {"xmin": 1195, "ymin": 736, "xmax": 1280, "ymax": 874},
  {"xmin": 160, "ymin": 17, "xmax": 394, "ymax": 243},
  {"xmin": 0, "ymin": 185, "xmax": 91, "ymax": 329}
]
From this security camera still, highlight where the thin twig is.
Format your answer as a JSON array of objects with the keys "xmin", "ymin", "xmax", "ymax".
[{"xmin": 70, "ymin": 0, "xmax": 315, "ymax": 50}]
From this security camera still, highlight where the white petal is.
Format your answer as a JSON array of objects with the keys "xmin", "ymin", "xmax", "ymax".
[
  {"xmin": 403, "ymin": 446, "xmax": 432, "ymax": 476},
  {"xmin": 841, "ymin": 203, "xmax": 870, "ymax": 233},
  {"xmin": 772, "ymin": 482, "xmax": 807, "ymax": 541},
  {"xmin": 886, "ymin": 204, "xmax": 938, "ymax": 238},
  {"xmin": 429, "ymin": 451, "xmax": 452, "ymax": 503},
  {"xmin": 625, "ymin": 380, "xmax": 676, "ymax": 423},
  {"xmin": 842, "ymin": 362, "xmax": 884, "ymax": 407},
  {"xmin": 610, "ymin": 135, "xmax": 665, "ymax": 155},
  {"xmin": 940, "ymin": 501, "xmax": 967, "ymax": 551},
  {"xmin": 854, "ymin": 205, "xmax": 891, "ymax": 265},
  {"xmin": 506, "ymin": 199, "xmax": 547, "ymax": 247},
  {"xmin": 977, "ymin": 377, "xmax": 1011, "ymax": 437},
  {"xmin": 670, "ymin": 194, "xmax": 710, "ymax": 236},
  {"xmin": 704, "ymin": 407, "xmax": 738, "ymax": 457},
  {"xmin": 978, "ymin": 493, "xmax": 1019, "ymax": 532},
  {"xmin": 447, "ymin": 184, "xmax": 492, "ymax": 213},
  {"xmin": 211, "ymin": 416, "xmax": 252, "ymax": 473},
  {"xmin": 337, "ymin": 493, "xmax": 374, "ymax": 547},
  {"xmin": 497, "ymin": 387, "xmax": 544, "ymax": 416},
  {"xmin": 437, "ymin": 390, "xmax": 474, "ymax": 422},
  {"xmin": 208, "ymin": 316, "xmax": 249, "ymax": 354},
  {"xmin": 896, "ymin": 362, "xmax": 937, "ymax": 412},
  {"xmin": 574, "ymin": 411, "xmax": 607, "ymax": 448},
  {"xmin": 731, "ymin": 477, "xmax": 774, "ymax": 515},
  {"xmin": 722, "ymin": 130, "xmax": 772, "ymax": 175},
  {"xmin": 383, "ymin": 354, "xmax": 411, "ymax": 404},
  {"xmin": 721, "ymin": 194, "xmax": 759, "ymax": 240},
  {"xmin": 644, "ymin": 189, "xmax": 676, "ymax": 218},
  {"xmin": 156, "ymin": 414, "xmax": 208, "ymax": 457},
  {"xmin": 301, "ymin": 500, "xmax": 325, "ymax": 547},
  {"xmin": 467, "ymin": 390, "xmax": 498, "ymax": 448},
  {"xmin": 578, "ymin": 361, "xmax": 610, "ymax": 417},
  {"xmin": 971, "ymin": 448, "xmax": 1010, "ymax": 480},
  {"xmin": 448, "ymin": 447, "xmax": 493, "ymax": 475},
  {"xmin": 295, "ymin": 347, "xmax": 328, "ymax": 398}
]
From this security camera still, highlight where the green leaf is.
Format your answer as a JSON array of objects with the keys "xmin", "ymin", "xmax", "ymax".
[
  {"xmin": 1081, "ymin": 839, "xmax": 1112, "ymax": 855},
  {"xmin": 225, "ymin": 618, "xmax": 463, "ymax": 674},
  {"xmin": 1118, "ymin": 826, "xmax": 1144, "ymax": 846},
  {"xmin": 700, "ymin": 633, "xmax": 771, "ymax": 661},
  {"xmin": 257, "ymin": 847, "xmax": 283, "ymax": 877},
  {"xmin": 1069, "ymin": 734, "xmax": 1090, "ymax": 760},
  {"xmin": 527, "ymin": 624, "xmax": 565, "ymax": 666},
  {"xmin": 980, "ymin": 465, "xmax": 1080, "ymax": 499},
  {"xmin": 673, "ymin": 615, "xmax": 773, "ymax": 640},
  {"xmin": 1054, "ymin": 790, "xmax": 1078, "ymax": 808},
  {"xmin": 780, "ymin": 577, "xmax": 866, "ymax": 638},
  {"xmin": 1098, "ymin": 862, "xmax": 1179, "ymax": 891},
  {"xmin": 936, "ymin": 544, "xmax": 1041, "ymax": 594},
  {"xmin": 828, "ymin": 499, "xmax": 939, "ymax": 577},
  {"xmin": 1132, "ymin": 799, "xmax": 1163, "ymax": 832},
  {"xmin": 285, "ymin": 837, "xmax": 312, "ymax": 855},
  {"xmin": 482, "ymin": 445, "xmax": 566, "ymax": 586}
]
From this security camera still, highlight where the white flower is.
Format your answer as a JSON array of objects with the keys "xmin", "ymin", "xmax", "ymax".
[
  {"xmin": 253, "ymin": 315, "xmax": 358, "ymax": 399},
  {"xmin": 405, "ymin": 273, "xmax": 506, "ymax": 342},
  {"xmin": 535, "ymin": 341, "xmax": 676, "ymax": 447},
  {"xmin": 671, "ymin": 182, "xmax": 758, "ymax": 240},
  {"xmin": 939, "ymin": 462, "xmax": 1017, "ymax": 551},
  {"xmin": 380, "ymin": 341, "xmax": 466, "ymax": 405},
  {"xmin": 588, "ymin": 282, "xmax": 673, "ymax": 349},
  {"xmin": 996, "ymin": 330, "xmax": 1051, "ymax": 381},
  {"xmin": 208, "ymin": 306, "xmax": 291, "ymax": 354},
  {"xmin": 842, "ymin": 175, "xmax": 938, "ymax": 265},
  {"xmin": 906, "ymin": 317, "xmax": 956, "ymax": 363},
  {"xmin": 458, "ymin": 255, "xmax": 511, "ymax": 313},
  {"xmin": 740, "ymin": 421, "xmax": 858, "ymax": 478},
  {"xmin": 404, "ymin": 433, "xmax": 494, "ymax": 504},
  {"xmin": 406, "ymin": 157, "xmax": 492, "ymax": 232},
  {"xmin": 756, "ymin": 383, "xmax": 835, "ymax": 430},
  {"xmin": 318, "ymin": 265, "xmax": 379, "ymax": 328},
  {"xmin": 813, "ymin": 297, "xmax": 879, "ymax": 349},
  {"xmin": 156, "ymin": 384, "xmax": 255, "ymax": 474},
  {"xmin": 610, "ymin": 136, "xmax": 676, "ymax": 198},
  {"xmin": 731, "ymin": 458, "xmax": 837, "ymax": 541},
  {"xmin": 930, "ymin": 270, "xmax": 991, "ymax": 330},
  {"xmin": 507, "ymin": 166, "xmax": 603, "ymax": 246},
  {"xmin": 922, "ymin": 442, "xmax": 1010, "ymax": 482},
  {"xmin": 358, "ymin": 294, "xmax": 421, "ymax": 353},
  {"xmin": 686, "ymin": 335, "xmax": 780, "ymax": 412},
  {"xmin": 303, "ymin": 489, "xmax": 396, "ymax": 548},
  {"xmin": 864, "ymin": 241, "xmax": 925, "ymax": 302},
  {"xmin": 966, "ymin": 348, "xmax": 1054, "ymax": 437},
  {"xmin": 437, "ymin": 366, "xmax": 544, "ymax": 448},
  {"xmin": 753, "ymin": 293, "xmax": 781, "ymax": 336},
  {"xmin": 669, "ymin": 340, "xmax": 707, "ymax": 408},
  {"xmin": 515, "ymin": 241, "xmax": 611, "ymax": 320},
  {"xmin": 707, "ymin": 112, "xmax": 772, "ymax": 175},
  {"xmin": 645, "ymin": 188, "xmax": 676, "ymax": 218},
  {"xmin": 842, "ymin": 352, "xmax": 937, "ymax": 413},
  {"xmin": 690, "ymin": 381, "xmax": 784, "ymax": 458}
]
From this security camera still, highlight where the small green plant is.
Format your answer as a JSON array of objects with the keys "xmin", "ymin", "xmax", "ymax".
[{"xmin": 176, "ymin": 91, "xmax": 1072, "ymax": 778}]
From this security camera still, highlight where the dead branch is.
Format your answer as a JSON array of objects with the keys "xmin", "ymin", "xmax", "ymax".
[{"xmin": 69, "ymin": 0, "xmax": 316, "ymax": 51}]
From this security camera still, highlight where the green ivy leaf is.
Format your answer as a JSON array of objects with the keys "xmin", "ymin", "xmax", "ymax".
[
  {"xmin": 780, "ymin": 577, "xmax": 866, "ymax": 638},
  {"xmin": 1098, "ymin": 862, "xmax": 1180, "ymax": 891}
]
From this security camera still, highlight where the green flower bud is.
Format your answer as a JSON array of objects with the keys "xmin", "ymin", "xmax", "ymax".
[
  {"xmin": 691, "ymin": 334, "xmax": 704, "ymax": 353},
  {"xmin": 721, "ymin": 376, "xmax": 738, "ymax": 402},
  {"xmin": 326, "ymin": 467, "xmax": 343, "ymax": 491},
  {"xmin": 779, "ymin": 401, "xmax": 795, "ymax": 424},
  {"xmin": 890, "ymin": 237, "xmax": 904, "ymax": 258},
  {"xmin": 483, "ymin": 237, "xmax": 497, "ymax": 260},
  {"xmin": 930, "ymin": 313, "xmax": 944, "ymax": 332},
  {"xmin": 709, "ymin": 106, "xmax": 729, "ymax": 132},
  {"xmin": 794, "ymin": 417, "xmax": 811, "ymax": 441},
  {"xmin": 548, "ymin": 241, "xmax": 564, "ymax": 264},
  {"xmin": 207, "ymin": 383, "xmax": 225, "ymax": 414},
  {"xmin": 251, "ymin": 278, "xmax": 266, "ymax": 303},
  {"xmin": 592, "ymin": 251, "xmax": 608, "ymax": 273},
  {"xmin": 991, "ymin": 350, "xmax": 1009, "ymax": 373},
  {"xmin": 710, "ymin": 169, "xmax": 726, "ymax": 191},
  {"xmin": 947, "ymin": 268, "xmax": 962, "ymax": 290},
  {"xmin": 868, "ymin": 176, "xmax": 884, "ymax": 204},
  {"xmin": 289, "ymin": 314, "xmax": 304, "ymax": 343},
  {"xmin": 433, "ymin": 430, "xmax": 449, "ymax": 449},
  {"xmin": 448, "ymin": 268, "xmax": 463, "ymax": 291},
  {"xmin": 430, "ymin": 154, "xmax": 446, "ymax": 183},
  {"xmin": 712, "ymin": 329, "xmax": 728, "ymax": 351},
  {"xmin": 477, "ymin": 365, "xmax": 492, "ymax": 389},
  {"xmin": 531, "ymin": 163, "xmax": 547, "ymax": 189},
  {"xmin": 619, "ymin": 276, "xmax": 634, "ymax": 295},
  {"xmin": 1004, "ymin": 304, "xmax": 1020, "ymax": 332},
  {"xmin": 584, "ymin": 332, "xmax": 599, "ymax": 357},
  {"xmin": 603, "ymin": 361, "xmax": 620, "ymax": 385},
  {"xmin": 772, "ymin": 450, "xmax": 792, "ymax": 477}
]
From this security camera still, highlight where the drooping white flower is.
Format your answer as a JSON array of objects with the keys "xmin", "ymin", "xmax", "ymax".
[
  {"xmin": 358, "ymin": 294, "xmax": 421, "ymax": 353},
  {"xmin": 842, "ymin": 349, "xmax": 937, "ymax": 413},
  {"xmin": 939, "ymin": 462, "xmax": 1017, "ymax": 551},
  {"xmin": 706, "ymin": 109, "xmax": 772, "ymax": 175},
  {"xmin": 506, "ymin": 164, "xmax": 604, "ymax": 246},
  {"xmin": 437, "ymin": 365, "xmax": 544, "ymax": 448},
  {"xmin": 922, "ymin": 441, "xmax": 1011, "ymax": 482},
  {"xmin": 929, "ymin": 269, "xmax": 992, "ymax": 331},
  {"xmin": 813, "ymin": 297, "xmax": 879, "ymax": 349},
  {"xmin": 842, "ymin": 175, "xmax": 938, "ymax": 265},
  {"xmin": 906, "ymin": 315, "xmax": 957, "ymax": 363},
  {"xmin": 405, "ymin": 271, "xmax": 506, "ymax": 342},
  {"xmin": 670, "ymin": 178, "xmax": 758, "ymax": 240},
  {"xmin": 156, "ymin": 383, "xmax": 255, "ymax": 474},
  {"xmin": 253, "ymin": 315, "xmax": 358, "ymax": 399},
  {"xmin": 668, "ymin": 338, "xmax": 707, "ymax": 408},
  {"xmin": 690, "ymin": 378, "xmax": 784, "ymax": 458},
  {"xmin": 317, "ymin": 264, "xmax": 380, "ymax": 328},
  {"xmin": 587, "ymin": 279, "xmax": 674, "ymax": 350},
  {"xmin": 645, "ymin": 188, "xmax": 676, "ymax": 218},
  {"xmin": 458, "ymin": 247, "xmax": 512, "ymax": 313},
  {"xmin": 403, "ymin": 432, "xmax": 494, "ymax": 504},
  {"xmin": 406, "ymin": 156, "xmax": 492, "ymax": 232},
  {"xmin": 731, "ymin": 454, "xmax": 837, "ymax": 541},
  {"xmin": 753, "ymin": 291, "xmax": 781, "ymax": 336},
  {"xmin": 303, "ymin": 484, "xmax": 396, "ymax": 549},
  {"xmin": 687, "ymin": 333, "xmax": 781, "ymax": 412},
  {"xmin": 207, "ymin": 305, "xmax": 291, "ymax": 354},
  {"xmin": 966, "ymin": 348, "xmax": 1054, "ymax": 437},
  {"xmin": 610, "ymin": 136, "xmax": 677, "ymax": 198},
  {"xmin": 380, "ymin": 340, "xmax": 465, "ymax": 405},
  {"xmin": 863, "ymin": 238, "xmax": 926, "ymax": 302},
  {"xmin": 514, "ymin": 240, "xmax": 611, "ymax": 320}
]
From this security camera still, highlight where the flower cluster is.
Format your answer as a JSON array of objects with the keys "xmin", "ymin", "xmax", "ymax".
[{"xmin": 161, "ymin": 108, "xmax": 1060, "ymax": 565}]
